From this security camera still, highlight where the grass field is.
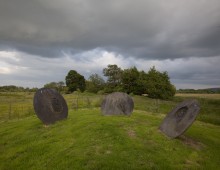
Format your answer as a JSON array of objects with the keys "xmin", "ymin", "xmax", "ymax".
[
  {"xmin": 0, "ymin": 92, "xmax": 220, "ymax": 169},
  {"xmin": 176, "ymin": 93, "xmax": 220, "ymax": 100}
]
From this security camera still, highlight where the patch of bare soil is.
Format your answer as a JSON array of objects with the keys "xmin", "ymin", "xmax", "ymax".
[
  {"xmin": 178, "ymin": 135, "xmax": 205, "ymax": 150},
  {"xmin": 127, "ymin": 129, "xmax": 136, "ymax": 138}
]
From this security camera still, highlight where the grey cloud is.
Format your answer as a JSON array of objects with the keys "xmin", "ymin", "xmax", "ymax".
[
  {"xmin": 188, "ymin": 24, "xmax": 220, "ymax": 57},
  {"xmin": 1, "ymin": 0, "xmax": 220, "ymax": 59},
  {"xmin": 166, "ymin": 56, "xmax": 220, "ymax": 89},
  {"xmin": 0, "ymin": 41, "xmax": 63, "ymax": 58}
]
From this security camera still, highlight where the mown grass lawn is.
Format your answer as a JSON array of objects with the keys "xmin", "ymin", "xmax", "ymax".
[{"xmin": 0, "ymin": 108, "xmax": 219, "ymax": 170}]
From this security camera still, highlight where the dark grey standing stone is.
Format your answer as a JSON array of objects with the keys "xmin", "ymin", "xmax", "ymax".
[
  {"xmin": 33, "ymin": 88, "xmax": 68, "ymax": 125},
  {"xmin": 159, "ymin": 99, "xmax": 200, "ymax": 138},
  {"xmin": 101, "ymin": 92, "xmax": 134, "ymax": 115}
]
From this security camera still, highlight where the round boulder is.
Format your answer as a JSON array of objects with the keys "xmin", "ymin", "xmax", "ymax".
[
  {"xmin": 33, "ymin": 88, "xmax": 68, "ymax": 125},
  {"xmin": 159, "ymin": 99, "xmax": 200, "ymax": 138},
  {"xmin": 101, "ymin": 92, "xmax": 134, "ymax": 115}
]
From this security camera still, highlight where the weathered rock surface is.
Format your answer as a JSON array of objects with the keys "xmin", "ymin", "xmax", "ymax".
[
  {"xmin": 33, "ymin": 88, "xmax": 68, "ymax": 125},
  {"xmin": 101, "ymin": 92, "xmax": 134, "ymax": 115},
  {"xmin": 159, "ymin": 99, "xmax": 200, "ymax": 138}
]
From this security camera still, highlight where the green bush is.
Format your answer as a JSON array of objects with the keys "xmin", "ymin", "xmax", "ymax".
[{"xmin": 146, "ymin": 67, "xmax": 176, "ymax": 99}]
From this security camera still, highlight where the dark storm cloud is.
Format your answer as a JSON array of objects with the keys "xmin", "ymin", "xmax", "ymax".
[
  {"xmin": 189, "ymin": 23, "xmax": 220, "ymax": 55},
  {"xmin": 0, "ymin": 41, "xmax": 64, "ymax": 57},
  {"xmin": 0, "ymin": 0, "xmax": 220, "ymax": 59}
]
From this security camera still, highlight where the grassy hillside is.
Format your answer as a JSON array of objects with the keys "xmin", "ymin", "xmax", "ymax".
[{"xmin": 0, "ymin": 93, "xmax": 220, "ymax": 169}]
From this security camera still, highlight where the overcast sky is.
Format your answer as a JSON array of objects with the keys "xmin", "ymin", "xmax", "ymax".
[{"xmin": 0, "ymin": 0, "xmax": 220, "ymax": 89}]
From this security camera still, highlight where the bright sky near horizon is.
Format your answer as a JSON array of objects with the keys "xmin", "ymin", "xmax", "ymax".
[{"xmin": 0, "ymin": 0, "xmax": 220, "ymax": 89}]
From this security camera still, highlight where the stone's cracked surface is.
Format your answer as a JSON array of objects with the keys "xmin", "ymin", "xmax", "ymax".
[
  {"xmin": 159, "ymin": 99, "xmax": 200, "ymax": 138},
  {"xmin": 33, "ymin": 88, "xmax": 68, "ymax": 125},
  {"xmin": 101, "ymin": 92, "xmax": 134, "ymax": 115}
]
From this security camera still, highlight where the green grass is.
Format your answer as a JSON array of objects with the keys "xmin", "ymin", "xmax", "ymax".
[
  {"xmin": 0, "ymin": 92, "xmax": 220, "ymax": 169},
  {"xmin": 0, "ymin": 109, "xmax": 220, "ymax": 169}
]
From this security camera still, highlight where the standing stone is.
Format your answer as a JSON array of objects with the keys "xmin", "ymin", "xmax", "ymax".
[
  {"xmin": 33, "ymin": 88, "xmax": 68, "ymax": 125},
  {"xmin": 159, "ymin": 99, "xmax": 200, "ymax": 138},
  {"xmin": 101, "ymin": 92, "xmax": 134, "ymax": 115}
]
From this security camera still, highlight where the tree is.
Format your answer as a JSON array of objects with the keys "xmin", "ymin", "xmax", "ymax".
[
  {"xmin": 121, "ymin": 67, "xmax": 140, "ymax": 94},
  {"xmin": 44, "ymin": 81, "xmax": 65, "ymax": 92},
  {"xmin": 86, "ymin": 73, "xmax": 105, "ymax": 93},
  {"xmin": 134, "ymin": 70, "xmax": 148, "ymax": 95},
  {"xmin": 44, "ymin": 82, "xmax": 57, "ymax": 89},
  {"xmin": 103, "ymin": 64, "xmax": 122, "ymax": 92},
  {"xmin": 65, "ymin": 70, "xmax": 86, "ymax": 92},
  {"xmin": 145, "ymin": 66, "xmax": 176, "ymax": 99}
]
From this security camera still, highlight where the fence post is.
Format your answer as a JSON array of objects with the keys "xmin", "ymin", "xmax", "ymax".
[
  {"xmin": 76, "ymin": 97, "xmax": 78, "ymax": 110},
  {"xmin": 156, "ymin": 99, "xmax": 159, "ymax": 113},
  {"xmin": 87, "ymin": 97, "xmax": 91, "ymax": 108},
  {"xmin": 8, "ymin": 102, "xmax": 12, "ymax": 119}
]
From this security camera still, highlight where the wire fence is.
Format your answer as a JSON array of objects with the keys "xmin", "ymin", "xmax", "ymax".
[
  {"xmin": 0, "ymin": 92, "xmax": 175, "ymax": 121},
  {"xmin": 0, "ymin": 93, "xmax": 104, "ymax": 121},
  {"xmin": 70, "ymin": 96, "xmax": 104, "ymax": 110}
]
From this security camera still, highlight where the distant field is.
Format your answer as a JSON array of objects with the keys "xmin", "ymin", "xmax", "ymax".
[{"xmin": 176, "ymin": 93, "xmax": 220, "ymax": 100}]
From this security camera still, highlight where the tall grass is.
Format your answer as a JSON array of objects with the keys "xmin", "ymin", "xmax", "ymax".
[{"xmin": 0, "ymin": 92, "xmax": 35, "ymax": 121}]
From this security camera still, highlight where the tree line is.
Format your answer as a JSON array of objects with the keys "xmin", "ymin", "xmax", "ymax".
[
  {"xmin": 65, "ymin": 64, "xmax": 176, "ymax": 99},
  {"xmin": 0, "ymin": 85, "xmax": 38, "ymax": 92}
]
